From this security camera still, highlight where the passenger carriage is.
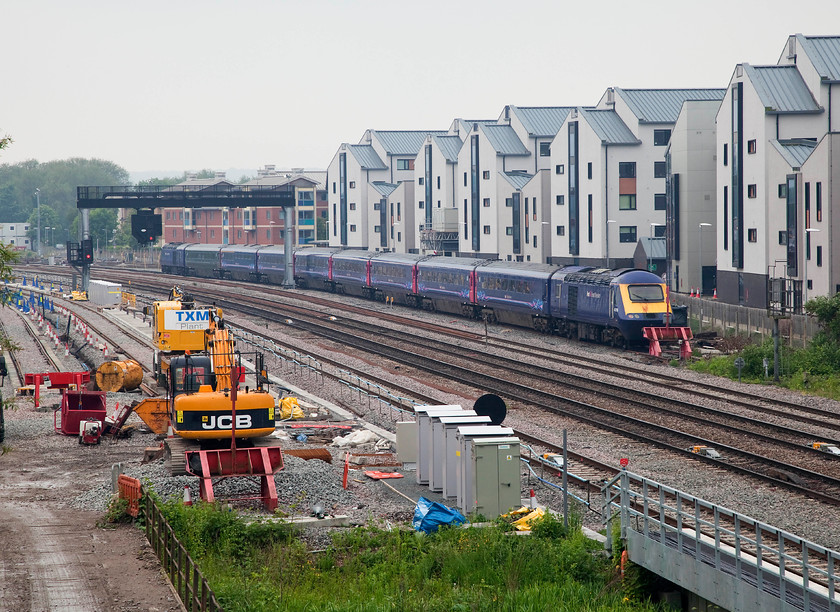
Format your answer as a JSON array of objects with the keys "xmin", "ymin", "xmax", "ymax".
[
  {"xmin": 183, "ymin": 244, "xmax": 224, "ymax": 279},
  {"xmin": 474, "ymin": 261, "xmax": 558, "ymax": 329},
  {"xmin": 415, "ymin": 257, "xmax": 493, "ymax": 316},
  {"xmin": 255, "ymin": 245, "xmax": 286, "ymax": 285},
  {"xmin": 220, "ymin": 245, "xmax": 260, "ymax": 281},
  {"xmin": 368, "ymin": 253, "xmax": 425, "ymax": 305},
  {"xmin": 293, "ymin": 248, "xmax": 341, "ymax": 289},
  {"xmin": 329, "ymin": 251, "xmax": 377, "ymax": 298}
]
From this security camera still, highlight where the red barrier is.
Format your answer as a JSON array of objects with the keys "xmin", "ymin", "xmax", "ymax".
[{"xmin": 117, "ymin": 474, "xmax": 142, "ymax": 518}]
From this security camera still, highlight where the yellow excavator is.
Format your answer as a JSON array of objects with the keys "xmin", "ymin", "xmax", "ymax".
[{"xmin": 131, "ymin": 288, "xmax": 276, "ymax": 475}]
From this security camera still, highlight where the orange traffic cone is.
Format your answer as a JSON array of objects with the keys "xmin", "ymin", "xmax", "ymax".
[
  {"xmin": 183, "ymin": 485, "xmax": 193, "ymax": 506},
  {"xmin": 712, "ymin": 288, "xmax": 718, "ymax": 300},
  {"xmin": 529, "ymin": 489, "xmax": 537, "ymax": 510},
  {"xmin": 103, "ymin": 343, "xmax": 109, "ymax": 358},
  {"xmin": 690, "ymin": 287, "xmax": 695, "ymax": 297}
]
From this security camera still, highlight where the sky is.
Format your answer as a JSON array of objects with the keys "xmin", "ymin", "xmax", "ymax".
[{"xmin": 2, "ymin": 0, "xmax": 839, "ymax": 178}]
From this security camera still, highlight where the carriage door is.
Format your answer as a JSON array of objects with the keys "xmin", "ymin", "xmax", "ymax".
[
  {"xmin": 469, "ymin": 270, "xmax": 477, "ymax": 303},
  {"xmin": 412, "ymin": 266, "xmax": 418, "ymax": 294},
  {"xmin": 609, "ymin": 287, "xmax": 618, "ymax": 321}
]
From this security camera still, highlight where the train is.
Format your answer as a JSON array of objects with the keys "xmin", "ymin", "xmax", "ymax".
[{"xmin": 160, "ymin": 242, "xmax": 676, "ymax": 346}]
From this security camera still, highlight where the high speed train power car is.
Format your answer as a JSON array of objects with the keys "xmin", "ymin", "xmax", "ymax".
[{"xmin": 161, "ymin": 243, "xmax": 675, "ymax": 346}]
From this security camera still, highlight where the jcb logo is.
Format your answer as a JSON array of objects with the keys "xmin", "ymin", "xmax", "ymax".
[{"xmin": 201, "ymin": 415, "xmax": 252, "ymax": 430}]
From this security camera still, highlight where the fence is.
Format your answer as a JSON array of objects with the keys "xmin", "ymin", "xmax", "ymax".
[
  {"xmin": 142, "ymin": 494, "xmax": 224, "ymax": 612},
  {"xmin": 674, "ymin": 295, "xmax": 821, "ymax": 348}
]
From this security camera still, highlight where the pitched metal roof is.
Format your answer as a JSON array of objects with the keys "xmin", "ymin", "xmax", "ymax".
[
  {"xmin": 579, "ymin": 109, "xmax": 641, "ymax": 145},
  {"xmin": 501, "ymin": 171, "xmax": 534, "ymax": 190},
  {"xmin": 615, "ymin": 88, "xmax": 725, "ymax": 123},
  {"xmin": 743, "ymin": 65, "xmax": 822, "ymax": 114},
  {"xmin": 642, "ymin": 236, "xmax": 667, "ymax": 259},
  {"xmin": 770, "ymin": 138, "xmax": 818, "ymax": 169},
  {"xmin": 480, "ymin": 124, "xmax": 530, "ymax": 156},
  {"xmin": 371, "ymin": 181, "xmax": 399, "ymax": 196},
  {"xmin": 510, "ymin": 106, "xmax": 575, "ymax": 137},
  {"xmin": 798, "ymin": 34, "xmax": 840, "ymax": 83},
  {"xmin": 369, "ymin": 130, "xmax": 447, "ymax": 155},
  {"xmin": 432, "ymin": 135, "xmax": 463, "ymax": 163},
  {"xmin": 455, "ymin": 119, "xmax": 496, "ymax": 136},
  {"xmin": 348, "ymin": 145, "xmax": 388, "ymax": 170}
]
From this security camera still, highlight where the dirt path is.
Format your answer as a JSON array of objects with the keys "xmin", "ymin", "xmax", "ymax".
[{"xmin": 0, "ymin": 391, "xmax": 182, "ymax": 611}]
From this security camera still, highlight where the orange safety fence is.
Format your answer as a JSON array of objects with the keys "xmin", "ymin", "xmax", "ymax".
[{"xmin": 117, "ymin": 474, "xmax": 142, "ymax": 518}]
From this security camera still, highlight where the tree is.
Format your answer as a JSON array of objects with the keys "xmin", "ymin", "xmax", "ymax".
[
  {"xmin": 0, "ymin": 132, "xmax": 20, "ymax": 304},
  {"xmin": 805, "ymin": 293, "xmax": 840, "ymax": 343}
]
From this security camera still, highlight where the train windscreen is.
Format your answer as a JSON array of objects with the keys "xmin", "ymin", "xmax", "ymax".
[{"xmin": 627, "ymin": 284, "xmax": 664, "ymax": 302}]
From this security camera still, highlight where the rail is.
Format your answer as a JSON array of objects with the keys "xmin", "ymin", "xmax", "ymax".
[
  {"xmin": 337, "ymin": 369, "xmax": 418, "ymax": 419},
  {"xmin": 142, "ymin": 494, "xmax": 224, "ymax": 612},
  {"xmin": 603, "ymin": 471, "xmax": 839, "ymax": 611},
  {"xmin": 230, "ymin": 326, "xmax": 323, "ymax": 383}
]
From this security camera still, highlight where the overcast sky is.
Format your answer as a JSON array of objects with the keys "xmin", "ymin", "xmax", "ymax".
[{"xmin": 2, "ymin": 0, "xmax": 838, "ymax": 177}]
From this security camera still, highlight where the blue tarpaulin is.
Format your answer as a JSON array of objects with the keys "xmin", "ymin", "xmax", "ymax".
[{"xmin": 412, "ymin": 497, "xmax": 467, "ymax": 534}]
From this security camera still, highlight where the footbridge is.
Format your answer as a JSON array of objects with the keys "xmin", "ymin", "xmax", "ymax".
[{"xmin": 603, "ymin": 472, "xmax": 838, "ymax": 611}]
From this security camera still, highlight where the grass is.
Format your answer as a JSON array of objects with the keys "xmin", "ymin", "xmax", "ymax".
[{"xmin": 157, "ymin": 501, "xmax": 666, "ymax": 611}]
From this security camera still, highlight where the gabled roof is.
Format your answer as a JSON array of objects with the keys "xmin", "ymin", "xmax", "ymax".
[
  {"xmin": 770, "ymin": 138, "xmax": 818, "ymax": 169},
  {"xmin": 641, "ymin": 236, "xmax": 667, "ymax": 259},
  {"xmin": 579, "ymin": 109, "xmax": 641, "ymax": 145},
  {"xmin": 432, "ymin": 135, "xmax": 464, "ymax": 163},
  {"xmin": 615, "ymin": 88, "xmax": 725, "ymax": 123},
  {"xmin": 743, "ymin": 65, "xmax": 822, "ymax": 114},
  {"xmin": 348, "ymin": 145, "xmax": 388, "ymax": 170},
  {"xmin": 510, "ymin": 106, "xmax": 575, "ymax": 137},
  {"xmin": 454, "ymin": 118, "xmax": 496, "ymax": 136},
  {"xmin": 371, "ymin": 181, "xmax": 399, "ymax": 197},
  {"xmin": 797, "ymin": 34, "xmax": 840, "ymax": 83},
  {"xmin": 501, "ymin": 171, "xmax": 534, "ymax": 190},
  {"xmin": 368, "ymin": 130, "xmax": 447, "ymax": 156},
  {"xmin": 480, "ymin": 124, "xmax": 530, "ymax": 156}
]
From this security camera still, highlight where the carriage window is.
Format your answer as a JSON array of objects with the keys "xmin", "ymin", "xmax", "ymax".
[{"xmin": 626, "ymin": 284, "xmax": 664, "ymax": 302}]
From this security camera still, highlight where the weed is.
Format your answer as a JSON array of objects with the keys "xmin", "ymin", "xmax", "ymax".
[{"xmin": 99, "ymin": 495, "xmax": 133, "ymax": 527}]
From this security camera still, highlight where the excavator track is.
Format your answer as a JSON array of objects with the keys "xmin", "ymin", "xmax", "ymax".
[{"xmin": 164, "ymin": 437, "xmax": 200, "ymax": 476}]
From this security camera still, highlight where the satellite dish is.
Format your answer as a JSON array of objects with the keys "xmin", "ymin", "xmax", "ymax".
[{"xmin": 473, "ymin": 394, "xmax": 506, "ymax": 425}]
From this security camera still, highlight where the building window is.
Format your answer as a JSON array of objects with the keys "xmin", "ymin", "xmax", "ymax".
[
  {"xmin": 748, "ymin": 228, "xmax": 757, "ymax": 242},
  {"xmin": 350, "ymin": 224, "xmax": 356, "ymax": 232},
  {"xmin": 237, "ymin": 230, "xmax": 242, "ymax": 239},
  {"xmin": 778, "ymin": 231, "xmax": 787, "ymax": 244},
  {"xmin": 747, "ymin": 139, "xmax": 756, "ymax": 154},
  {"xmin": 778, "ymin": 184, "xmax": 787, "ymax": 198},
  {"xmin": 619, "ymin": 195, "xmax": 637, "ymax": 210},
  {"xmin": 373, "ymin": 203, "xmax": 381, "ymax": 211},
  {"xmin": 349, "ymin": 181, "xmax": 355, "ymax": 188},
  {"xmin": 482, "ymin": 170, "xmax": 490, "ymax": 179},
  {"xmin": 618, "ymin": 162, "xmax": 635, "ymax": 178},
  {"xmin": 419, "ymin": 201, "xmax": 424, "ymax": 209},
  {"xmin": 332, "ymin": 182, "xmax": 336, "ymax": 194},
  {"xmin": 556, "ymin": 195, "xmax": 565, "ymax": 205},
  {"xmin": 817, "ymin": 182, "xmax": 822, "ymax": 221},
  {"xmin": 533, "ymin": 236, "xmax": 537, "ymax": 248},
  {"xmin": 556, "ymin": 226, "xmax": 565, "ymax": 236},
  {"xmin": 587, "ymin": 162, "xmax": 592, "ymax": 179},
  {"xmin": 349, "ymin": 203, "xmax": 356, "ymax": 210},
  {"xmin": 464, "ymin": 172, "xmax": 468, "ymax": 186},
  {"xmin": 723, "ymin": 144, "xmax": 728, "ymax": 166},
  {"xmin": 419, "ymin": 225, "xmax": 424, "ymax": 232},
  {"xmin": 418, "ymin": 178, "xmax": 424, "ymax": 185},
  {"xmin": 539, "ymin": 142, "xmax": 551, "ymax": 156},
  {"xmin": 653, "ymin": 129, "xmax": 671, "ymax": 146},
  {"xmin": 483, "ymin": 198, "xmax": 490, "ymax": 207},
  {"xmin": 166, "ymin": 212, "xmax": 171, "ymax": 220},
  {"xmin": 506, "ymin": 227, "xmax": 513, "ymax": 235},
  {"xmin": 211, "ymin": 229, "xmax": 215, "ymax": 238},
  {"xmin": 817, "ymin": 245, "xmax": 823, "ymax": 267},
  {"xmin": 172, "ymin": 229, "xmax": 177, "ymax": 239},
  {"xmin": 654, "ymin": 194, "xmax": 666, "ymax": 210},
  {"xmin": 747, "ymin": 184, "xmax": 757, "ymax": 198},
  {"xmin": 396, "ymin": 159, "xmax": 414, "ymax": 171},
  {"xmin": 619, "ymin": 226, "xmax": 637, "ymax": 242},
  {"xmin": 374, "ymin": 225, "xmax": 381, "ymax": 233},
  {"xmin": 397, "ymin": 232, "xmax": 401, "ymax": 241},
  {"xmin": 654, "ymin": 161, "xmax": 667, "ymax": 178},
  {"xmin": 483, "ymin": 225, "xmax": 491, "ymax": 234},
  {"xmin": 266, "ymin": 229, "xmax": 270, "ymax": 239},
  {"xmin": 555, "ymin": 164, "xmax": 564, "ymax": 175}
]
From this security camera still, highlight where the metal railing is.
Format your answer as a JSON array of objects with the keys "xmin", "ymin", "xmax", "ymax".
[
  {"xmin": 143, "ymin": 494, "xmax": 224, "ymax": 612},
  {"xmin": 229, "ymin": 327, "xmax": 323, "ymax": 383},
  {"xmin": 603, "ymin": 471, "xmax": 839, "ymax": 611},
  {"xmin": 338, "ymin": 370, "xmax": 418, "ymax": 420}
]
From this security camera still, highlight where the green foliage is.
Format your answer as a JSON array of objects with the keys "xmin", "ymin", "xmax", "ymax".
[
  {"xmin": 806, "ymin": 293, "xmax": 840, "ymax": 342},
  {"xmin": 0, "ymin": 158, "xmax": 129, "ymax": 239},
  {"xmin": 157, "ymin": 506, "xmax": 661, "ymax": 611},
  {"xmin": 0, "ymin": 242, "xmax": 20, "ymax": 306},
  {"xmin": 100, "ymin": 496, "xmax": 133, "ymax": 526}
]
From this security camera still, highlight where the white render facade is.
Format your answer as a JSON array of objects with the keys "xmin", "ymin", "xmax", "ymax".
[
  {"xmin": 716, "ymin": 34, "xmax": 839, "ymax": 308},
  {"xmin": 0, "ymin": 222, "xmax": 31, "ymax": 249}
]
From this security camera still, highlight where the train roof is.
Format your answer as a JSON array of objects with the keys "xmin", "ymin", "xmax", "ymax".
[
  {"xmin": 480, "ymin": 260, "xmax": 561, "ymax": 278},
  {"xmin": 256, "ymin": 245, "xmax": 285, "ymax": 255},
  {"xmin": 332, "ymin": 250, "xmax": 379, "ymax": 261},
  {"xmin": 417, "ymin": 256, "xmax": 496, "ymax": 270},
  {"xmin": 369, "ymin": 253, "xmax": 427, "ymax": 265},
  {"xmin": 293, "ymin": 247, "xmax": 341, "ymax": 258},
  {"xmin": 220, "ymin": 244, "xmax": 262, "ymax": 253},
  {"xmin": 184, "ymin": 243, "xmax": 225, "ymax": 253}
]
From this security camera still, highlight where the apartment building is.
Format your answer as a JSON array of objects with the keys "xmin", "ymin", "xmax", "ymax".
[
  {"xmin": 550, "ymin": 88, "xmax": 724, "ymax": 271},
  {"xmin": 0, "ymin": 222, "xmax": 31, "ymax": 249},
  {"xmin": 716, "ymin": 34, "xmax": 839, "ymax": 307}
]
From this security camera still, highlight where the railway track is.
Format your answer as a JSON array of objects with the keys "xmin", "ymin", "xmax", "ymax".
[{"xmin": 21, "ymin": 266, "xmax": 840, "ymax": 504}]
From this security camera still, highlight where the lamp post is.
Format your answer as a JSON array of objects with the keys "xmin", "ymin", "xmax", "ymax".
[
  {"xmin": 804, "ymin": 227, "xmax": 821, "ymax": 304},
  {"xmin": 35, "ymin": 188, "xmax": 41, "ymax": 256},
  {"xmin": 698, "ymin": 223, "xmax": 711, "ymax": 296},
  {"xmin": 605, "ymin": 219, "xmax": 616, "ymax": 268}
]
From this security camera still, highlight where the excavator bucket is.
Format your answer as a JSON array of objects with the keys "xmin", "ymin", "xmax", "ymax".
[{"xmin": 131, "ymin": 397, "xmax": 170, "ymax": 434}]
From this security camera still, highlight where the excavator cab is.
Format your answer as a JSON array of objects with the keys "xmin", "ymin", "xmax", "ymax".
[{"xmin": 169, "ymin": 355, "xmax": 216, "ymax": 397}]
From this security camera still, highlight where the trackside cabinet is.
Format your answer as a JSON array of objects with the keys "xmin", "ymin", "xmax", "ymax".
[
  {"xmin": 414, "ymin": 405, "xmax": 470, "ymax": 485},
  {"xmin": 437, "ymin": 415, "xmax": 492, "ymax": 497},
  {"xmin": 456, "ymin": 426, "xmax": 514, "ymax": 511},
  {"xmin": 467, "ymin": 436, "xmax": 521, "ymax": 519}
]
